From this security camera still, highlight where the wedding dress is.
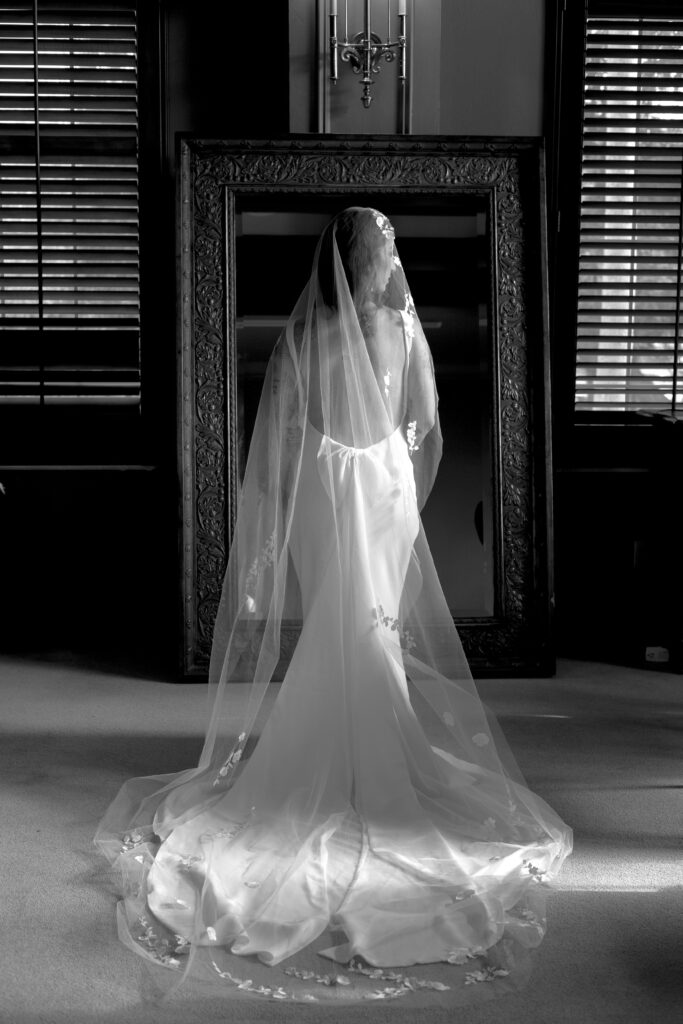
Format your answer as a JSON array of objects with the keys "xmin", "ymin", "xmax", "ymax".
[{"xmin": 96, "ymin": 208, "xmax": 571, "ymax": 1004}]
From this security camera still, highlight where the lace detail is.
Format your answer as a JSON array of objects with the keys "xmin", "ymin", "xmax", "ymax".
[
  {"xmin": 134, "ymin": 914, "xmax": 190, "ymax": 969},
  {"xmin": 211, "ymin": 961, "xmax": 293, "ymax": 999},
  {"xmin": 210, "ymin": 956, "xmax": 497, "ymax": 1002},
  {"xmin": 445, "ymin": 947, "xmax": 486, "ymax": 965},
  {"xmin": 120, "ymin": 829, "xmax": 152, "ymax": 853},
  {"xmin": 406, "ymin": 420, "xmax": 419, "ymax": 454},
  {"xmin": 374, "ymin": 212, "xmax": 394, "ymax": 240},
  {"xmin": 464, "ymin": 965, "xmax": 510, "ymax": 986},
  {"xmin": 244, "ymin": 533, "xmax": 276, "ymax": 613},
  {"xmin": 400, "ymin": 291, "xmax": 417, "ymax": 349},
  {"xmin": 523, "ymin": 860, "xmax": 548, "ymax": 883},
  {"xmin": 373, "ymin": 603, "xmax": 417, "ymax": 651},
  {"xmin": 213, "ymin": 733, "xmax": 247, "ymax": 786},
  {"xmin": 200, "ymin": 810, "xmax": 255, "ymax": 842}
]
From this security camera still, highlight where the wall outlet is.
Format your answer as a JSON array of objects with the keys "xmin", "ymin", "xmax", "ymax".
[{"xmin": 645, "ymin": 646, "xmax": 670, "ymax": 664}]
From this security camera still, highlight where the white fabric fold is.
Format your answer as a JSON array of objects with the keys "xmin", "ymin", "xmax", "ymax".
[{"xmin": 95, "ymin": 207, "xmax": 572, "ymax": 1002}]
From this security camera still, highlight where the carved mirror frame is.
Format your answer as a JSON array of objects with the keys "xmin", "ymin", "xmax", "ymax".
[{"xmin": 179, "ymin": 136, "xmax": 552, "ymax": 677}]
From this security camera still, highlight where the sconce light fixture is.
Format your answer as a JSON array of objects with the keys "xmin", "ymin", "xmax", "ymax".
[{"xmin": 329, "ymin": 1, "xmax": 407, "ymax": 110}]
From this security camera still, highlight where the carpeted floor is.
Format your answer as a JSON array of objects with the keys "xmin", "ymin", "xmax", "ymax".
[{"xmin": 1, "ymin": 654, "xmax": 681, "ymax": 1024}]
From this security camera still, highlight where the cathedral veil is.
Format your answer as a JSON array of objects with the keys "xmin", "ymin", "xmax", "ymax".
[{"xmin": 95, "ymin": 207, "xmax": 571, "ymax": 1005}]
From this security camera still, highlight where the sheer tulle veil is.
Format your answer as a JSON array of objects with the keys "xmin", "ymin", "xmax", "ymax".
[{"xmin": 95, "ymin": 207, "xmax": 571, "ymax": 1004}]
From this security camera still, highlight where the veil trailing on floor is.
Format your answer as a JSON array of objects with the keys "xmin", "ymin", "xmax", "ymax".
[{"xmin": 95, "ymin": 207, "xmax": 571, "ymax": 1005}]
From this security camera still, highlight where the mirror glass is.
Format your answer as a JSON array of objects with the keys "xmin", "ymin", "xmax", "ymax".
[{"xmin": 235, "ymin": 195, "xmax": 495, "ymax": 618}]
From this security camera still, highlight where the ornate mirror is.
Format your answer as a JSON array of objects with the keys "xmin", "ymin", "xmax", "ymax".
[{"xmin": 179, "ymin": 137, "xmax": 552, "ymax": 677}]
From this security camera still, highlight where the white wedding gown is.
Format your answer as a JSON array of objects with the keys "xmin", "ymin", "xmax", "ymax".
[
  {"xmin": 144, "ymin": 419, "xmax": 567, "ymax": 972},
  {"xmin": 98, "ymin": 207, "xmax": 571, "ymax": 1003}
]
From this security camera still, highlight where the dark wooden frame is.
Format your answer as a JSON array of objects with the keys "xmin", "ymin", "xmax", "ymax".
[{"xmin": 178, "ymin": 135, "xmax": 553, "ymax": 677}]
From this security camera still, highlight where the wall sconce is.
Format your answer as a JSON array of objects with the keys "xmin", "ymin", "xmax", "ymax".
[{"xmin": 329, "ymin": 1, "xmax": 407, "ymax": 110}]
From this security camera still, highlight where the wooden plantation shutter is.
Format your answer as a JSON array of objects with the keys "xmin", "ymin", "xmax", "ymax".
[
  {"xmin": 576, "ymin": 14, "xmax": 683, "ymax": 416},
  {"xmin": 0, "ymin": 0, "xmax": 139, "ymax": 405}
]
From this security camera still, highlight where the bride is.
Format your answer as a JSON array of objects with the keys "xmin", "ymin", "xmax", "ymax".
[{"xmin": 96, "ymin": 207, "xmax": 571, "ymax": 1004}]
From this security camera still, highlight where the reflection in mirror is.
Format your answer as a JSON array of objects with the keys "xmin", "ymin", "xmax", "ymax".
[{"xmin": 235, "ymin": 199, "xmax": 495, "ymax": 619}]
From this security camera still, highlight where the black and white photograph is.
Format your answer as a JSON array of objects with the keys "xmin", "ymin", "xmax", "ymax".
[{"xmin": 0, "ymin": 3, "xmax": 681, "ymax": 1023}]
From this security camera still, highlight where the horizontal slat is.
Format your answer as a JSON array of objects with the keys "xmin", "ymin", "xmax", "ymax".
[
  {"xmin": 576, "ymin": 383, "xmax": 676, "ymax": 392},
  {"xmin": 583, "ymin": 131, "xmax": 683, "ymax": 142},
  {"xmin": 582, "ymin": 146, "xmax": 683, "ymax": 156},
  {"xmin": 0, "ymin": 75, "xmax": 137, "ymax": 89},
  {"xmin": 577, "ymin": 378, "xmax": 677, "ymax": 388},
  {"xmin": 577, "ymin": 342, "xmax": 678, "ymax": 350},
  {"xmin": 581, "ymin": 161, "xmax": 683, "ymax": 172},
  {"xmin": 0, "ymin": 395, "xmax": 139, "ymax": 406},
  {"xmin": 1, "ymin": 280, "xmax": 139, "ymax": 289},
  {"xmin": 580, "ymin": 233, "xmax": 680, "ymax": 243},
  {"xmin": 575, "ymin": 346, "xmax": 677, "ymax": 355},
  {"xmin": 579, "ymin": 187, "xmax": 681, "ymax": 198},
  {"xmin": 590, "ymin": 18, "xmax": 683, "ymax": 28},
  {"xmin": 0, "ymin": 319, "xmax": 140, "ymax": 329},
  {"xmin": 580, "ymin": 212, "xmax": 680, "ymax": 221},
  {"xmin": 0, "ymin": 267, "xmax": 139, "ymax": 276},
  {"xmin": 580, "ymin": 236, "xmax": 680, "ymax": 246},
  {"xmin": 1, "ymin": 295, "xmax": 139, "ymax": 305},
  {"xmin": 0, "ymin": 215, "xmax": 138, "ymax": 226},
  {"xmin": 579, "ymin": 257, "xmax": 680, "ymax": 266},
  {"xmin": 1, "ymin": 374, "xmax": 139, "ymax": 385},
  {"xmin": 0, "ymin": 213, "xmax": 139, "ymax": 227},
  {"xmin": 576, "ymin": 344, "xmax": 677, "ymax": 351},
  {"xmin": 577, "ymin": 352, "xmax": 677, "ymax": 360},
  {"xmin": 0, "ymin": 315, "xmax": 140, "ymax": 323},
  {"xmin": 581, "ymin": 166, "xmax": 683, "ymax": 178},
  {"xmin": 586, "ymin": 29, "xmax": 683, "ymax": 40},
  {"xmin": 578, "ymin": 310, "xmax": 677, "ymax": 320},
  {"xmin": 1, "ymin": 157, "xmax": 137, "ymax": 167},
  {"xmin": 0, "ymin": 260, "xmax": 138, "ymax": 268},
  {"xmin": 575, "ymin": 404, "xmax": 676, "ymax": 412},
  {"xmin": 578, "ymin": 292, "xmax": 679, "ymax": 301},
  {"xmin": 585, "ymin": 89, "xmax": 683, "ymax": 102}
]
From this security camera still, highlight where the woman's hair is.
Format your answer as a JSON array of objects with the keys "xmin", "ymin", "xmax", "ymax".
[{"xmin": 317, "ymin": 207, "xmax": 392, "ymax": 308}]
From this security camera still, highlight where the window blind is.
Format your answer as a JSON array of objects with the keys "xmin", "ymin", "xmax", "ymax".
[
  {"xmin": 576, "ymin": 15, "xmax": 683, "ymax": 416},
  {"xmin": 0, "ymin": 0, "xmax": 139, "ymax": 405}
]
